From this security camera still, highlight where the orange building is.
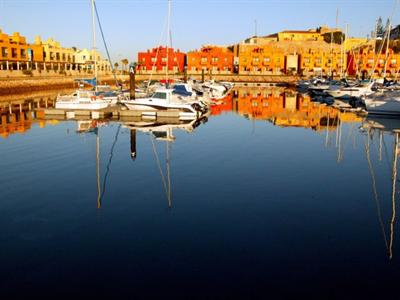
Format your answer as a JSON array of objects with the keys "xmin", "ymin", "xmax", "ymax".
[
  {"xmin": 347, "ymin": 46, "xmax": 400, "ymax": 78},
  {"xmin": 238, "ymin": 45, "xmax": 285, "ymax": 75},
  {"xmin": 300, "ymin": 47, "xmax": 344, "ymax": 76},
  {"xmin": 0, "ymin": 29, "xmax": 43, "ymax": 70},
  {"xmin": 187, "ymin": 46, "xmax": 234, "ymax": 74}
]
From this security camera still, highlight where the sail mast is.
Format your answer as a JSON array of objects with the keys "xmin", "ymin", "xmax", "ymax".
[
  {"xmin": 91, "ymin": 0, "xmax": 98, "ymax": 90},
  {"xmin": 166, "ymin": 0, "xmax": 171, "ymax": 85}
]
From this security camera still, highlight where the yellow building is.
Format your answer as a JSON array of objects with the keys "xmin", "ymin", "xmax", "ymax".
[
  {"xmin": 238, "ymin": 44, "xmax": 285, "ymax": 75},
  {"xmin": 34, "ymin": 36, "xmax": 77, "ymax": 70},
  {"xmin": 277, "ymin": 30, "xmax": 324, "ymax": 42},
  {"xmin": 75, "ymin": 48, "xmax": 111, "ymax": 72}
]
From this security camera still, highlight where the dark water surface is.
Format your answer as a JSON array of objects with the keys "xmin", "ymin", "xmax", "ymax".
[{"xmin": 1, "ymin": 89, "xmax": 400, "ymax": 298}]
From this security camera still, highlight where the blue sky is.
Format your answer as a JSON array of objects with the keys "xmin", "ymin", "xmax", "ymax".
[{"xmin": 0, "ymin": 0, "xmax": 397, "ymax": 63}]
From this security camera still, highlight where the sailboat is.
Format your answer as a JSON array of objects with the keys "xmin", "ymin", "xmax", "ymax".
[
  {"xmin": 122, "ymin": 0, "xmax": 207, "ymax": 116},
  {"xmin": 55, "ymin": 0, "xmax": 110, "ymax": 110}
]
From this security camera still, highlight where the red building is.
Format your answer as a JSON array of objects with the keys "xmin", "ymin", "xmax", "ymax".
[{"xmin": 137, "ymin": 46, "xmax": 186, "ymax": 74}]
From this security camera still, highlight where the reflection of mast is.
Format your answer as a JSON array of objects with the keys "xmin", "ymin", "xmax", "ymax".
[
  {"xmin": 365, "ymin": 129, "xmax": 389, "ymax": 254},
  {"xmin": 389, "ymin": 132, "xmax": 398, "ymax": 259},
  {"xmin": 150, "ymin": 128, "xmax": 174, "ymax": 208},
  {"xmin": 96, "ymin": 129, "xmax": 101, "ymax": 209}
]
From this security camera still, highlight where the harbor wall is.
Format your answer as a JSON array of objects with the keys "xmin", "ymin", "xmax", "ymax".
[{"xmin": 0, "ymin": 73, "xmax": 301, "ymax": 95}]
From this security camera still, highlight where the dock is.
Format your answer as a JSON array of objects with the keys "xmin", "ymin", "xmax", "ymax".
[{"xmin": 39, "ymin": 106, "xmax": 199, "ymax": 122}]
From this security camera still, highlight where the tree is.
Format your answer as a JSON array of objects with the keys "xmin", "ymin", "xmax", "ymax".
[
  {"xmin": 377, "ymin": 17, "xmax": 385, "ymax": 38},
  {"xmin": 121, "ymin": 58, "xmax": 129, "ymax": 74},
  {"xmin": 385, "ymin": 18, "xmax": 391, "ymax": 31},
  {"xmin": 114, "ymin": 62, "xmax": 119, "ymax": 73}
]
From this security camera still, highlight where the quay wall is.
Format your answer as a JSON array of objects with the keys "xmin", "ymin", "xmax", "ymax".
[{"xmin": 0, "ymin": 73, "xmax": 301, "ymax": 95}]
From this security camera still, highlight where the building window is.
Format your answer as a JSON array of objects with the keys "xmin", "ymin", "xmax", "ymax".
[
  {"xmin": 201, "ymin": 57, "xmax": 207, "ymax": 63},
  {"xmin": 1, "ymin": 47, "xmax": 8, "ymax": 58},
  {"xmin": 253, "ymin": 57, "xmax": 259, "ymax": 63},
  {"xmin": 264, "ymin": 57, "xmax": 270, "ymax": 63},
  {"xmin": 211, "ymin": 57, "xmax": 219, "ymax": 63},
  {"xmin": 62, "ymin": 53, "xmax": 66, "ymax": 61},
  {"xmin": 303, "ymin": 58, "xmax": 310, "ymax": 64},
  {"xmin": 11, "ymin": 48, "xmax": 17, "ymax": 58},
  {"xmin": 56, "ymin": 53, "xmax": 60, "ymax": 60},
  {"xmin": 173, "ymin": 57, "xmax": 177, "ymax": 62},
  {"xmin": 20, "ymin": 49, "xmax": 26, "ymax": 59},
  {"xmin": 161, "ymin": 57, "xmax": 167, "ymax": 63}
]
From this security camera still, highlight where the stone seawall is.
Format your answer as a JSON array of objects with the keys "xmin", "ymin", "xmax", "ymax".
[{"xmin": 0, "ymin": 73, "xmax": 301, "ymax": 95}]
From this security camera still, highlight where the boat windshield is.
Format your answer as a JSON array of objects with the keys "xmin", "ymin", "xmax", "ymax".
[{"xmin": 152, "ymin": 92, "xmax": 167, "ymax": 99}]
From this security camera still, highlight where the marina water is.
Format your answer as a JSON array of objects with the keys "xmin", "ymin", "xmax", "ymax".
[{"xmin": 1, "ymin": 87, "xmax": 400, "ymax": 298}]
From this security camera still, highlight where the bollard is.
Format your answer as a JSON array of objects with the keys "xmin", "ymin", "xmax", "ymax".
[
  {"xmin": 130, "ymin": 66, "xmax": 136, "ymax": 100},
  {"xmin": 184, "ymin": 66, "xmax": 188, "ymax": 83},
  {"xmin": 201, "ymin": 69, "xmax": 205, "ymax": 82}
]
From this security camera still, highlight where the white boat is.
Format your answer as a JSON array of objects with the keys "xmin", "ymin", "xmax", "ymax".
[
  {"xmin": 121, "ymin": 88, "xmax": 206, "ymax": 120},
  {"xmin": 364, "ymin": 90, "xmax": 400, "ymax": 116},
  {"xmin": 55, "ymin": 90, "xmax": 109, "ymax": 110},
  {"xmin": 326, "ymin": 81, "xmax": 375, "ymax": 98}
]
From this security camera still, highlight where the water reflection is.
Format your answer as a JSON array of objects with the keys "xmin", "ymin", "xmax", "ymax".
[
  {"xmin": 361, "ymin": 117, "xmax": 400, "ymax": 260},
  {"xmin": 2, "ymin": 87, "xmax": 400, "ymax": 296},
  {"xmin": 124, "ymin": 117, "xmax": 208, "ymax": 208}
]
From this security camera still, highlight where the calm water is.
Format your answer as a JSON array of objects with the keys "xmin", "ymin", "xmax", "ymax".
[{"xmin": 1, "ymin": 88, "xmax": 400, "ymax": 298}]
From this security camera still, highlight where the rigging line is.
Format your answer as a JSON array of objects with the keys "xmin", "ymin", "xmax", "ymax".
[
  {"xmin": 149, "ymin": 135, "xmax": 169, "ymax": 201},
  {"xmin": 94, "ymin": 0, "xmax": 119, "ymax": 88},
  {"xmin": 365, "ymin": 134, "xmax": 389, "ymax": 251},
  {"xmin": 100, "ymin": 124, "xmax": 121, "ymax": 202},
  {"xmin": 147, "ymin": 12, "xmax": 169, "ymax": 91},
  {"xmin": 389, "ymin": 132, "xmax": 398, "ymax": 260}
]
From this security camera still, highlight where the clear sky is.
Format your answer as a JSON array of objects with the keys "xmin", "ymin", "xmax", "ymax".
[{"xmin": 0, "ymin": 0, "xmax": 398, "ymax": 63}]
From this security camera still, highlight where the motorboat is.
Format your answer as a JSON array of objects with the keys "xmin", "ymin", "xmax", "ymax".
[
  {"xmin": 326, "ymin": 81, "xmax": 375, "ymax": 98},
  {"xmin": 55, "ymin": 90, "xmax": 109, "ymax": 110},
  {"xmin": 364, "ymin": 90, "xmax": 400, "ymax": 116},
  {"xmin": 121, "ymin": 88, "xmax": 207, "ymax": 120}
]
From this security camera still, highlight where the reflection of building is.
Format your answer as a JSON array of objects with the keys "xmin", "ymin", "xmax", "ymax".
[
  {"xmin": 0, "ymin": 97, "xmax": 56, "ymax": 138},
  {"xmin": 232, "ymin": 87, "xmax": 361, "ymax": 130},
  {"xmin": 210, "ymin": 94, "xmax": 233, "ymax": 115},
  {"xmin": 137, "ymin": 46, "xmax": 185, "ymax": 74},
  {"xmin": 187, "ymin": 46, "xmax": 234, "ymax": 74},
  {"xmin": 0, "ymin": 111, "xmax": 32, "ymax": 138}
]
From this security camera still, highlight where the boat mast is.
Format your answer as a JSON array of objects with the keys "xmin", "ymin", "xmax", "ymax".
[
  {"xmin": 166, "ymin": 0, "xmax": 171, "ymax": 85},
  {"xmin": 383, "ymin": 21, "xmax": 391, "ymax": 78},
  {"xmin": 91, "ymin": 0, "xmax": 98, "ymax": 90}
]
